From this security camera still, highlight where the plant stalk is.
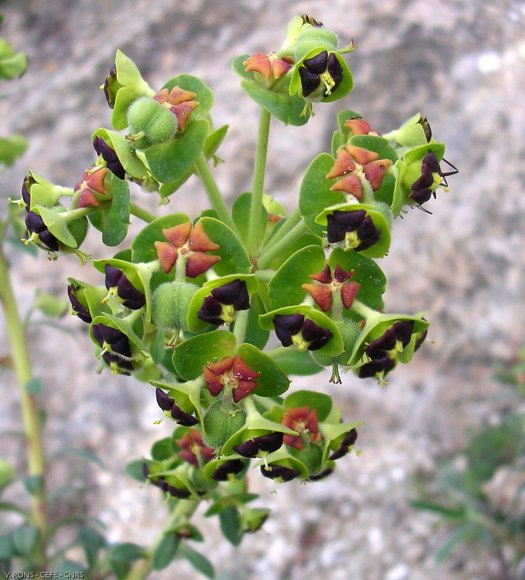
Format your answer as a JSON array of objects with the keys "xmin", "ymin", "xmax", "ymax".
[
  {"xmin": 125, "ymin": 499, "xmax": 199, "ymax": 580},
  {"xmin": 130, "ymin": 203, "xmax": 156, "ymax": 223},
  {"xmin": 0, "ymin": 247, "xmax": 47, "ymax": 567},
  {"xmin": 257, "ymin": 220, "xmax": 307, "ymax": 269},
  {"xmin": 247, "ymin": 108, "xmax": 272, "ymax": 257},
  {"xmin": 194, "ymin": 155, "xmax": 236, "ymax": 231}
]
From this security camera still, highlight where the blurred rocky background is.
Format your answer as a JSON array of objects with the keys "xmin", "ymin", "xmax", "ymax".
[{"xmin": 1, "ymin": 0, "xmax": 524, "ymax": 578}]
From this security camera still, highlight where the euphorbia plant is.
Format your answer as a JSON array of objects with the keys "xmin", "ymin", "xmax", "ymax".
[{"xmin": 17, "ymin": 14, "xmax": 455, "ymax": 577}]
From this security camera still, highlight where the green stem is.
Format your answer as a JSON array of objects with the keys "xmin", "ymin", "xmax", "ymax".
[
  {"xmin": 233, "ymin": 309, "xmax": 249, "ymax": 344},
  {"xmin": 257, "ymin": 220, "xmax": 307, "ymax": 269},
  {"xmin": 125, "ymin": 499, "xmax": 199, "ymax": 580},
  {"xmin": 130, "ymin": 203, "xmax": 156, "ymax": 223},
  {"xmin": 63, "ymin": 206, "xmax": 94, "ymax": 222},
  {"xmin": 247, "ymin": 108, "xmax": 272, "ymax": 257},
  {"xmin": 194, "ymin": 155, "xmax": 236, "ymax": 231},
  {"xmin": 263, "ymin": 208, "xmax": 301, "ymax": 251},
  {"xmin": 0, "ymin": 247, "xmax": 47, "ymax": 568},
  {"xmin": 350, "ymin": 299, "xmax": 378, "ymax": 321}
]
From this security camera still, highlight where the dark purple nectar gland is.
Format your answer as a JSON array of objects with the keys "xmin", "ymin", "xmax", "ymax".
[
  {"xmin": 329, "ymin": 428, "xmax": 358, "ymax": 460},
  {"xmin": 197, "ymin": 279, "xmax": 250, "ymax": 326},
  {"xmin": 364, "ymin": 320, "xmax": 414, "ymax": 360},
  {"xmin": 104, "ymin": 265, "xmax": 146, "ymax": 310},
  {"xmin": 67, "ymin": 284, "xmax": 92, "ymax": 323},
  {"xmin": 233, "ymin": 432, "xmax": 284, "ymax": 458},
  {"xmin": 260, "ymin": 464, "xmax": 300, "ymax": 482},
  {"xmin": 410, "ymin": 150, "xmax": 458, "ymax": 206},
  {"xmin": 92, "ymin": 323, "xmax": 134, "ymax": 374},
  {"xmin": 21, "ymin": 174, "xmax": 35, "ymax": 210},
  {"xmin": 25, "ymin": 211, "xmax": 60, "ymax": 252},
  {"xmin": 93, "ymin": 136, "xmax": 126, "ymax": 180},
  {"xmin": 273, "ymin": 314, "xmax": 333, "ymax": 351},
  {"xmin": 299, "ymin": 50, "xmax": 343, "ymax": 98},
  {"xmin": 154, "ymin": 388, "xmax": 198, "ymax": 427},
  {"xmin": 212, "ymin": 459, "xmax": 246, "ymax": 481},
  {"xmin": 326, "ymin": 210, "xmax": 380, "ymax": 252}
]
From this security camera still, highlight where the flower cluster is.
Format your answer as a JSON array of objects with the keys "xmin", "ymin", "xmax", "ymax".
[{"xmin": 20, "ymin": 14, "xmax": 454, "ymax": 557}]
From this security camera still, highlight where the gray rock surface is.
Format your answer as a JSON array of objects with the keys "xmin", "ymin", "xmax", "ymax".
[{"xmin": 1, "ymin": 0, "xmax": 525, "ymax": 578}]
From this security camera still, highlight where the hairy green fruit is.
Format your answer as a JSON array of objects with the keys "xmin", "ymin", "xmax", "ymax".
[
  {"xmin": 127, "ymin": 96, "xmax": 178, "ymax": 148},
  {"xmin": 152, "ymin": 281, "xmax": 198, "ymax": 330},
  {"xmin": 203, "ymin": 401, "xmax": 247, "ymax": 448}
]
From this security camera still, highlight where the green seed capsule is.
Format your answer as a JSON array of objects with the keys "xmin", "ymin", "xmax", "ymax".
[
  {"xmin": 127, "ymin": 96, "xmax": 178, "ymax": 148},
  {"xmin": 203, "ymin": 401, "xmax": 247, "ymax": 448},
  {"xmin": 152, "ymin": 281, "xmax": 198, "ymax": 331}
]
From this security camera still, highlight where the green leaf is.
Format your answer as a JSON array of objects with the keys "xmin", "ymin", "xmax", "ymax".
[
  {"xmin": 241, "ymin": 80, "xmax": 309, "ymax": 126},
  {"xmin": 299, "ymin": 153, "xmax": 346, "ymax": 236},
  {"xmin": 0, "ymin": 502, "xmax": 29, "ymax": 517},
  {"xmin": 237, "ymin": 343, "xmax": 290, "ymax": 397},
  {"xmin": 243, "ymin": 293, "xmax": 270, "ymax": 350},
  {"xmin": 267, "ymin": 347, "xmax": 323, "ymax": 376},
  {"xmin": 232, "ymin": 54, "xmax": 254, "ymax": 80},
  {"xmin": 199, "ymin": 216, "xmax": 252, "ymax": 276},
  {"xmin": 33, "ymin": 289, "xmax": 68, "ymax": 318},
  {"xmin": 12, "ymin": 525, "xmax": 39, "ymax": 558},
  {"xmin": 109, "ymin": 542, "xmax": 146, "ymax": 578},
  {"xmin": 23, "ymin": 475, "xmax": 44, "ymax": 496},
  {"xmin": 58, "ymin": 560, "xmax": 87, "ymax": 578},
  {"xmin": 51, "ymin": 447, "xmax": 104, "ymax": 468},
  {"xmin": 126, "ymin": 459, "xmax": 147, "ymax": 482},
  {"xmin": 0, "ymin": 534, "xmax": 16, "ymax": 560},
  {"xmin": 151, "ymin": 437, "xmax": 174, "ymax": 461},
  {"xmin": 173, "ymin": 330, "xmax": 237, "ymax": 380},
  {"xmin": 0, "ymin": 459, "xmax": 15, "ymax": 492},
  {"xmin": 203, "ymin": 124, "xmax": 228, "ymax": 159},
  {"xmin": 0, "ymin": 48, "xmax": 27, "ymax": 79},
  {"xmin": 34, "ymin": 206, "xmax": 78, "ymax": 248},
  {"xmin": 178, "ymin": 543, "xmax": 215, "ymax": 578},
  {"xmin": 232, "ymin": 192, "xmax": 267, "ymax": 247},
  {"xmin": 102, "ymin": 173, "xmax": 130, "ymax": 246},
  {"xmin": 109, "ymin": 542, "xmax": 146, "ymax": 562},
  {"xmin": 152, "ymin": 533, "xmax": 180, "ymax": 571},
  {"xmin": 268, "ymin": 245, "xmax": 326, "ymax": 310},
  {"xmin": 0, "ymin": 135, "xmax": 27, "ymax": 167},
  {"xmin": 144, "ymin": 119, "xmax": 208, "ymax": 184},
  {"xmin": 25, "ymin": 377, "xmax": 42, "ymax": 395},
  {"xmin": 409, "ymin": 500, "xmax": 466, "ymax": 521},
  {"xmin": 285, "ymin": 390, "xmax": 333, "ymax": 421},
  {"xmin": 78, "ymin": 526, "xmax": 107, "ymax": 569},
  {"xmin": 219, "ymin": 506, "xmax": 243, "ymax": 546}
]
